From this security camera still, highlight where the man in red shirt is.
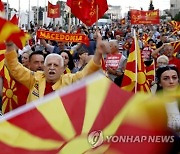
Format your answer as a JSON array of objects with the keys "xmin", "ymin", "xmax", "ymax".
[{"xmin": 152, "ymin": 44, "xmax": 180, "ymax": 73}]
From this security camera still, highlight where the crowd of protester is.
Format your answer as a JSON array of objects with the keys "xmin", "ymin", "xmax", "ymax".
[{"xmin": 0, "ymin": 19, "xmax": 180, "ymax": 145}]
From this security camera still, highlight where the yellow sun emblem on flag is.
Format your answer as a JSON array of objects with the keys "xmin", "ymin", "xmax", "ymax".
[{"xmin": 2, "ymin": 67, "xmax": 18, "ymax": 113}]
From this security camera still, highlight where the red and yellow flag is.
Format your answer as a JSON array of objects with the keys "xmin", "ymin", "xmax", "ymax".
[
  {"xmin": 67, "ymin": 0, "xmax": 108, "ymax": 26},
  {"xmin": 47, "ymin": 1, "xmax": 60, "ymax": 18},
  {"xmin": 0, "ymin": 0, "xmax": 4, "ymax": 12},
  {"xmin": 168, "ymin": 20, "xmax": 180, "ymax": 34},
  {"xmin": 0, "ymin": 17, "xmax": 30, "ymax": 49},
  {"xmin": 0, "ymin": 0, "xmax": 5, "ymax": 17},
  {"xmin": 142, "ymin": 33, "xmax": 150, "ymax": 46},
  {"xmin": 121, "ymin": 31, "xmax": 154, "ymax": 92},
  {"xmin": 168, "ymin": 41, "xmax": 180, "ymax": 56},
  {"xmin": 0, "ymin": 50, "xmax": 29, "ymax": 114},
  {"xmin": 0, "ymin": 74, "xmax": 176, "ymax": 153},
  {"xmin": 10, "ymin": 14, "xmax": 19, "ymax": 25}
]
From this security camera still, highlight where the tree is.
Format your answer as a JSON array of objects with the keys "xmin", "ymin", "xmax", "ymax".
[
  {"xmin": 174, "ymin": 12, "xmax": 180, "ymax": 21},
  {"xmin": 149, "ymin": 0, "xmax": 154, "ymax": 10}
]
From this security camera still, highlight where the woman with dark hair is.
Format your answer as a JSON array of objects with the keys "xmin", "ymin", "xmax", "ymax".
[
  {"xmin": 59, "ymin": 50, "xmax": 75, "ymax": 74},
  {"xmin": 156, "ymin": 65, "xmax": 179, "ymax": 92},
  {"xmin": 156, "ymin": 65, "xmax": 180, "ymax": 139}
]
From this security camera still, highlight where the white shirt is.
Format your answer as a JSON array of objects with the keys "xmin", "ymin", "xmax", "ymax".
[{"xmin": 165, "ymin": 101, "xmax": 180, "ymax": 136}]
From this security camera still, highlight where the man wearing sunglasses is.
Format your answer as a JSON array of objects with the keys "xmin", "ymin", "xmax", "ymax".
[{"xmin": 4, "ymin": 32, "xmax": 105, "ymax": 103}]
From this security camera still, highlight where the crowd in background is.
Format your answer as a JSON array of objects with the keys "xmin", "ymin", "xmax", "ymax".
[{"xmin": 0, "ymin": 19, "xmax": 180, "ymax": 149}]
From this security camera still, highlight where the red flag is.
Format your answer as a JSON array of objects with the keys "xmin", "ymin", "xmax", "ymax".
[
  {"xmin": 131, "ymin": 9, "xmax": 160, "ymax": 24},
  {"xmin": 10, "ymin": 14, "xmax": 19, "ymax": 25},
  {"xmin": 67, "ymin": 0, "xmax": 108, "ymax": 26},
  {"xmin": 0, "ymin": 0, "xmax": 4, "ymax": 12},
  {"xmin": 47, "ymin": 1, "xmax": 60, "ymax": 18},
  {"xmin": 0, "ymin": 0, "xmax": 5, "ymax": 18}
]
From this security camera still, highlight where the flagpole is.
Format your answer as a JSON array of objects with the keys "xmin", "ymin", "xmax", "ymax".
[
  {"xmin": 37, "ymin": 0, "xmax": 39, "ymax": 25},
  {"xmin": 6, "ymin": 0, "xmax": 9, "ymax": 19},
  {"xmin": 18, "ymin": 0, "xmax": 21, "ymax": 27},
  {"xmin": 44, "ymin": 0, "xmax": 47, "ymax": 26},
  {"xmin": 28, "ymin": 0, "xmax": 30, "ymax": 29},
  {"xmin": 68, "ymin": 9, "xmax": 71, "ymax": 33},
  {"xmin": 133, "ymin": 29, "xmax": 138, "ymax": 93},
  {"xmin": 96, "ymin": 5, "xmax": 98, "ymax": 30}
]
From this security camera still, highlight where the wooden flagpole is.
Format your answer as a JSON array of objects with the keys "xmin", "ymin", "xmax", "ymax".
[
  {"xmin": 68, "ymin": 9, "xmax": 71, "ymax": 33},
  {"xmin": 68, "ymin": 9, "xmax": 71, "ymax": 47},
  {"xmin": 133, "ymin": 29, "xmax": 138, "ymax": 93},
  {"xmin": 96, "ymin": 5, "xmax": 98, "ymax": 30}
]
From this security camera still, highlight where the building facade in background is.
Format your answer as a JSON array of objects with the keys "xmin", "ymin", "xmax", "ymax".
[
  {"xmin": 106, "ymin": 5, "xmax": 122, "ymax": 20},
  {"xmin": 170, "ymin": 0, "xmax": 180, "ymax": 18}
]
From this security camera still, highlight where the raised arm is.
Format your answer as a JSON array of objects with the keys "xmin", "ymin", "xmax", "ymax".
[
  {"xmin": 5, "ymin": 42, "xmax": 35, "ymax": 89},
  {"xmin": 40, "ymin": 39, "xmax": 54, "ymax": 53},
  {"xmin": 67, "ymin": 31, "xmax": 105, "ymax": 82},
  {"xmin": 152, "ymin": 44, "xmax": 166, "ymax": 58}
]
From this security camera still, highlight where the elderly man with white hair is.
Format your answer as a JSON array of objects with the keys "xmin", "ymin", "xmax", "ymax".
[{"xmin": 5, "ymin": 32, "xmax": 105, "ymax": 103}]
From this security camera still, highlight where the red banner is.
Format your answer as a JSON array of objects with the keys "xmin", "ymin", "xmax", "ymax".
[
  {"xmin": 131, "ymin": 9, "xmax": 160, "ymax": 24},
  {"xmin": 47, "ymin": 1, "xmax": 60, "ymax": 18},
  {"xmin": 67, "ymin": 0, "xmax": 108, "ymax": 26},
  {"xmin": 37, "ymin": 30, "xmax": 89, "ymax": 46}
]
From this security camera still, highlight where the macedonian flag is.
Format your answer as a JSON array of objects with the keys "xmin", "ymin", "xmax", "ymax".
[
  {"xmin": 0, "ymin": 16, "xmax": 30, "ymax": 49},
  {"xmin": 121, "ymin": 30, "xmax": 154, "ymax": 93},
  {"xmin": 0, "ymin": 73, "xmax": 176, "ymax": 154},
  {"xmin": 0, "ymin": 50, "xmax": 29, "ymax": 114},
  {"xmin": 168, "ymin": 20, "xmax": 180, "ymax": 34}
]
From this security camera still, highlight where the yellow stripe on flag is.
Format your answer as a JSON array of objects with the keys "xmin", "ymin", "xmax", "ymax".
[
  {"xmin": 37, "ymin": 96, "xmax": 76, "ymax": 140},
  {"xmin": 121, "ymin": 81, "xmax": 135, "ymax": 91},
  {"xmin": 4, "ymin": 67, "xmax": 11, "ymax": 82},
  {"xmin": 59, "ymin": 135, "xmax": 90, "ymax": 154},
  {"xmin": 82, "ymin": 77, "xmax": 111, "ymax": 134},
  {"xmin": 0, "ymin": 121, "xmax": 62, "ymax": 150},
  {"xmin": 2, "ymin": 97, "xmax": 8, "ymax": 113},
  {"xmin": 103, "ymin": 93, "xmax": 150, "ymax": 136},
  {"xmin": 20, "ymin": 34, "xmax": 31, "ymax": 47},
  {"xmin": 0, "ymin": 50, "xmax": 5, "ymax": 71},
  {"xmin": 0, "ymin": 22, "xmax": 20, "ymax": 43},
  {"xmin": 146, "ymin": 70, "xmax": 155, "ymax": 76},
  {"xmin": 127, "ymin": 51, "xmax": 135, "ymax": 62},
  {"xmin": 124, "ymin": 70, "xmax": 136, "ymax": 81}
]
